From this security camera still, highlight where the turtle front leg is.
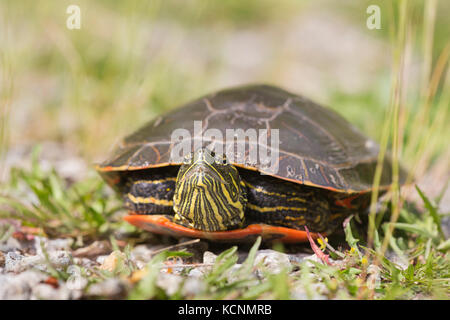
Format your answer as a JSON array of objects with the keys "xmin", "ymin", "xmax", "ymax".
[
  {"xmin": 124, "ymin": 176, "xmax": 176, "ymax": 215},
  {"xmin": 242, "ymin": 173, "xmax": 333, "ymax": 233}
]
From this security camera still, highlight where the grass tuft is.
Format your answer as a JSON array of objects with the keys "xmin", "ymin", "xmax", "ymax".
[{"xmin": 0, "ymin": 147, "xmax": 128, "ymax": 244}]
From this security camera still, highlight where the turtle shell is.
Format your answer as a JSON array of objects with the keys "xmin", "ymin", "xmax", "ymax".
[{"xmin": 97, "ymin": 84, "xmax": 405, "ymax": 193}]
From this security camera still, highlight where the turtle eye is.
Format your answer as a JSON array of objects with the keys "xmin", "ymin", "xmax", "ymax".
[{"xmin": 215, "ymin": 154, "xmax": 228, "ymax": 165}]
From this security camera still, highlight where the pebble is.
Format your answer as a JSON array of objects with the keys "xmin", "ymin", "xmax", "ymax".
[
  {"xmin": 131, "ymin": 244, "xmax": 157, "ymax": 264},
  {"xmin": 254, "ymin": 250, "xmax": 292, "ymax": 274},
  {"xmin": 72, "ymin": 240, "xmax": 111, "ymax": 258},
  {"xmin": 0, "ymin": 237, "xmax": 23, "ymax": 252},
  {"xmin": 0, "ymin": 251, "xmax": 5, "ymax": 267},
  {"xmin": 187, "ymin": 268, "xmax": 205, "ymax": 278},
  {"xmin": 35, "ymin": 237, "xmax": 74, "ymax": 253},
  {"xmin": 286, "ymin": 253, "xmax": 310, "ymax": 264},
  {"xmin": 47, "ymin": 250, "xmax": 72, "ymax": 268},
  {"xmin": 203, "ymin": 251, "xmax": 217, "ymax": 265},
  {"xmin": 156, "ymin": 273, "xmax": 183, "ymax": 296},
  {"xmin": 224, "ymin": 264, "xmax": 244, "ymax": 283},
  {"xmin": 98, "ymin": 251, "xmax": 127, "ymax": 272},
  {"xmin": 73, "ymin": 257, "xmax": 98, "ymax": 268},
  {"xmin": 182, "ymin": 277, "xmax": 206, "ymax": 296},
  {"xmin": 5, "ymin": 252, "xmax": 31, "ymax": 273},
  {"xmin": 86, "ymin": 278, "xmax": 128, "ymax": 298},
  {"xmin": 65, "ymin": 264, "xmax": 89, "ymax": 291},
  {"xmin": 291, "ymin": 282, "xmax": 327, "ymax": 300},
  {"xmin": 96, "ymin": 255, "xmax": 108, "ymax": 265},
  {"xmin": 4, "ymin": 250, "xmax": 71, "ymax": 273},
  {"xmin": 0, "ymin": 270, "xmax": 47, "ymax": 299},
  {"xmin": 385, "ymin": 251, "xmax": 408, "ymax": 270},
  {"xmin": 31, "ymin": 283, "xmax": 73, "ymax": 300}
]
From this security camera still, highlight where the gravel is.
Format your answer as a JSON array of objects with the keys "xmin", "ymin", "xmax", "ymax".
[
  {"xmin": 156, "ymin": 273, "xmax": 183, "ymax": 296},
  {"xmin": 0, "ymin": 237, "xmax": 23, "ymax": 253},
  {"xmin": 181, "ymin": 276, "xmax": 206, "ymax": 296},
  {"xmin": 32, "ymin": 282, "xmax": 80, "ymax": 300},
  {"xmin": 254, "ymin": 250, "xmax": 292, "ymax": 274},
  {"xmin": 202, "ymin": 251, "xmax": 217, "ymax": 265},
  {"xmin": 4, "ymin": 250, "xmax": 72, "ymax": 273},
  {"xmin": 85, "ymin": 278, "xmax": 128, "ymax": 299},
  {"xmin": 0, "ymin": 270, "xmax": 48, "ymax": 300}
]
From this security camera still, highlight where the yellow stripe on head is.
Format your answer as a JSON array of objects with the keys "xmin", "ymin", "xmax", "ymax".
[{"xmin": 127, "ymin": 193, "xmax": 173, "ymax": 206}]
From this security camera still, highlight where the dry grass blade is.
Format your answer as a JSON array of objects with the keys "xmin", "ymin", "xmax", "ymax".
[{"xmin": 379, "ymin": 0, "xmax": 409, "ymax": 257}]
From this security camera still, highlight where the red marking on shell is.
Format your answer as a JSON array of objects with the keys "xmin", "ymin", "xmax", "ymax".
[
  {"xmin": 124, "ymin": 214, "xmax": 321, "ymax": 243},
  {"xmin": 334, "ymin": 194, "xmax": 361, "ymax": 209}
]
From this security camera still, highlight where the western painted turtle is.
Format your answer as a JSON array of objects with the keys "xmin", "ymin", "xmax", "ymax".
[{"xmin": 97, "ymin": 85, "xmax": 405, "ymax": 243}]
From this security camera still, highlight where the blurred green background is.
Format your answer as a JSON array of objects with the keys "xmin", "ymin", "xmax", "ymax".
[{"xmin": 0, "ymin": 0, "xmax": 448, "ymax": 179}]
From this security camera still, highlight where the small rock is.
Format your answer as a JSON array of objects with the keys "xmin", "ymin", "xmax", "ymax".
[
  {"xmin": 224, "ymin": 264, "xmax": 244, "ymax": 283},
  {"xmin": 66, "ymin": 265, "xmax": 89, "ymax": 291},
  {"xmin": 131, "ymin": 245, "xmax": 156, "ymax": 264},
  {"xmin": 98, "ymin": 251, "xmax": 126, "ymax": 272},
  {"xmin": 46, "ymin": 238, "xmax": 74, "ymax": 252},
  {"xmin": 95, "ymin": 255, "xmax": 108, "ymax": 265},
  {"xmin": 156, "ymin": 273, "xmax": 183, "ymax": 296},
  {"xmin": 86, "ymin": 278, "xmax": 128, "ymax": 298},
  {"xmin": 290, "ymin": 284, "xmax": 308, "ymax": 300},
  {"xmin": 35, "ymin": 236, "xmax": 73, "ymax": 253},
  {"xmin": 286, "ymin": 253, "xmax": 310, "ymax": 264},
  {"xmin": 134, "ymin": 260, "xmax": 146, "ymax": 270},
  {"xmin": 72, "ymin": 240, "xmax": 111, "ymax": 258},
  {"xmin": 187, "ymin": 268, "xmax": 205, "ymax": 278},
  {"xmin": 203, "ymin": 251, "xmax": 217, "ymax": 264},
  {"xmin": 254, "ymin": 250, "xmax": 292, "ymax": 274},
  {"xmin": 0, "ymin": 270, "xmax": 47, "ymax": 299},
  {"xmin": 31, "ymin": 283, "xmax": 72, "ymax": 300},
  {"xmin": 0, "ymin": 237, "xmax": 23, "ymax": 252},
  {"xmin": 385, "ymin": 251, "xmax": 408, "ymax": 270},
  {"xmin": 46, "ymin": 250, "xmax": 72, "ymax": 268},
  {"xmin": 5, "ymin": 252, "xmax": 30, "ymax": 273},
  {"xmin": 4, "ymin": 250, "xmax": 71, "ymax": 273},
  {"xmin": 291, "ymin": 282, "xmax": 327, "ymax": 300},
  {"xmin": 73, "ymin": 257, "xmax": 98, "ymax": 268},
  {"xmin": 182, "ymin": 277, "xmax": 206, "ymax": 296}
]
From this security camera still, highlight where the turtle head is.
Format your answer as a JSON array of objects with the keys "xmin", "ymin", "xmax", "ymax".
[{"xmin": 173, "ymin": 148, "xmax": 246, "ymax": 231}]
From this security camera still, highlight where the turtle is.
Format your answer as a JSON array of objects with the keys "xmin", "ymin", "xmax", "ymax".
[{"xmin": 96, "ymin": 84, "xmax": 405, "ymax": 243}]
